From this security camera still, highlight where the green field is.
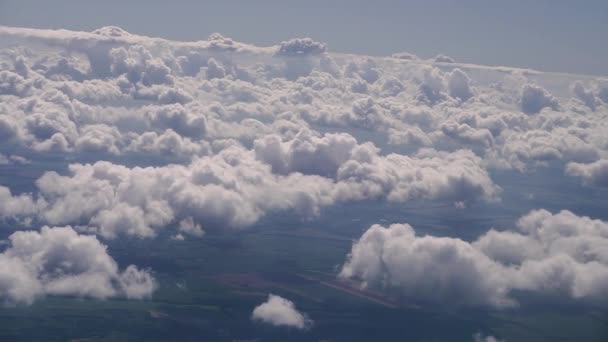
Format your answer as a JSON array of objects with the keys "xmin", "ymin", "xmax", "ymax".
[{"xmin": 1, "ymin": 212, "xmax": 606, "ymax": 341}]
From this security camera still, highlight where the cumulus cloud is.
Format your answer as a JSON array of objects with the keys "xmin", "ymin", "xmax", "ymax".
[
  {"xmin": 496, "ymin": 126, "xmax": 600, "ymax": 171},
  {"xmin": 8, "ymin": 138, "xmax": 496, "ymax": 239},
  {"xmin": 434, "ymin": 54, "xmax": 455, "ymax": 63},
  {"xmin": 572, "ymin": 81, "xmax": 599, "ymax": 110},
  {"xmin": 415, "ymin": 67, "xmax": 447, "ymax": 105},
  {"xmin": 205, "ymin": 58, "xmax": 226, "ymax": 80},
  {"xmin": 0, "ymin": 70, "xmax": 31, "ymax": 96},
  {"xmin": 0, "ymin": 23, "xmax": 607, "ymax": 281},
  {"xmin": 0, "ymin": 226, "xmax": 156, "ymax": 305},
  {"xmin": 448, "ymin": 68, "xmax": 474, "ymax": 101},
  {"xmin": 341, "ymin": 210, "xmax": 608, "ymax": 308},
  {"xmin": 334, "ymin": 148, "xmax": 500, "ymax": 204},
  {"xmin": 254, "ymin": 129, "xmax": 358, "ymax": 176},
  {"xmin": 2, "ymin": 26, "xmax": 608, "ymax": 334},
  {"xmin": 109, "ymin": 45, "xmax": 174, "ymax": 86},
  {"xmin": 440, "ymin": 120, "xmax": 494, "ymax": 149},
  {"xmin": 319, "ymin": 54, "xmax": 341, "ymax": 77},
  {"xmin": 340, "ymin": 223, "xmax": 511, "ymax": 307},
  {"xmin": 0, "ymin": 114, "xmax": 19, "ymax": 142},
  {"xmin": 521, "ymin": 83, "xmax": 559, "ymax": 114},
  {"xmin": 251, "ymin": 294, "xmax": 312, "ymax": 329},
  {"xmin": 381, "ymin": 77, "xmax": 405, "ymax": 97},
  {"xmin": 275, "ymin": 38, "xmax": 327, "ymax": 57},
  {"xmin": 274, "ymin": 38, "xmax": 327, "ymax": 80},
  {"xmin": 344, "ymin": 58, "xmax": 380, "ymax": 84},
  {"xmin": 0, "ymin": 186, "xmax": 38, "ymax": 218},
  {"xmin": 566, "ymin": 159, "xmax": 608, "ymax": 187},
  {"xmin": 29, "ymin": 145, "xmax": 336, "ymax": 237},
  {"xmin": 0, "ymin": 25, "xmax": 606, "ymax": 181}
]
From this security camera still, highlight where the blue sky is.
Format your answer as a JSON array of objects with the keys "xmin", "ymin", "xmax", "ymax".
[{"xmin": 1, "ymin": 0, "xmax": 607, "ymax": 75}]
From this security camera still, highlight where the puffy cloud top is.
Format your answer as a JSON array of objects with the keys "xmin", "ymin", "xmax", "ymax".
[
  {"xmin": 0, "ymin": 186, "xmax": 38, "ymax": 218},
  {"xmin": 9, "ymin": 141, "xmax": 497, "ymax": 239},
  {"xmin": 275, "ymin": 38, "xmax": 327, "ymax": 57},
  {"xmin": 1, "ymin": 26, "xmax": 608, "ymax": 318},
  {"xmin": 0, "ymin": 226, "xmax": 156, "ymax": 305},
  {"xmin": 521, "ymin": 83, "xmax": 559, "ymax": 114},
  {"xmin": 341, "ymin": 210, "xmax": 608, "ymax": 308},
  {"xmin": 566, "ymin": 159, "xmax": 608, "ymax": 187},
  {"xmin": 434, "ymin": 54, "xmax": 456, "ymax": 63},
  {"xmin": 92, "ymin": 26, "xmax": 131, "ymax": 38},
  {"xmin": 448, "ymin": 68, "xmax": 474, "ymax": 101},
  {"xmin": 252, "ymin": 294, "xmax": 312, "ymax": 329},
  {"xmin": 572, "ymin": 81, "xmax": 599, "ymax": 110}
]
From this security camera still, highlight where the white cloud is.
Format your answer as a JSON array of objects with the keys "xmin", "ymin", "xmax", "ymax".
[
  {"xmin": 341, "ymin": 210, "xmax": 608, "ymax": 308},
  {"xmin": 572, "ymin": 81, "xmax": 599, "ymax": 110},
  {"xmin": 448, "ymin": 68, "xmax": 474, "ymax": 101},
  {"xmin": 0, "ymin": 25, "xmax": 608, "ymax": 328},
  {"xmin": 205, "ymin": 58, "xmax": 226, "ymax": 80},
  {"xmin": 415, "ymin": 67, "xmax": 447, "ymax": 105},
  {"xmin": 275, "ymin": 38, "xmax": 327, "ymax": 57},
  {"xmin": 16, "ymin": 139, "xmax": 496, "ymax": 239},
  {"xmin": 566, "ymin": 159, "xmax": 608, "ymax": 187},
  {"xmin": 440, "ymin": 120, "xmax": 494, "ymax": 149},
  {"xmin": 344, "ymin": 58, "xmax": 380, "ymax": 84},
  {"xmin": 254, "ymin": 129, "xmax": 358, "ymax": 176},
  {"xmin": 0, "ymin": 186, "xmax": 38, "ymax": 218},
  {"xmin": 521, "ymin": 83, "xmax": 559, "ymax": 114},
  {"xmin": 334, "ymin": 148, "xmax": 500, "ymax": 204},
  {"xmin": 340, "ymin": 222, "xmax": 512, "ymax": 307},
  {"xmin": 0, "ymin": 70, "xmax": 31, "ymax": 97},
  {"xmin": 30, "ymin": 146, "xmax": 337, "ymax": 237},
  {"xmin": 434, "ymin": 54, "xmax": 455, "ymax": 63},
  {"xmin": 109, "ymin": 45, "xmax": 174, "ymax": 86},
  {"xmin": 177, "ymin": 216, "xmax": 205, "ymax": 238},
  {"xmin": 0, "ymin": 114, "xmax": 19, "ymax": 143},
  {"xmin": 0, "ymin": 226, "xmax": 156, "ymax": 305},
  {"xmin": 0, "ymin": 25, "xmax": 606, "ymax": 180},
  {"xmin": 319, "ymin": 54, "xmax": 341, "ymax": 77},
  {"xmin": 251, "ymin": 294, "xmax": 312, "ymax": 329},
  {"xmin": 496, "ymin": 127, "xmax": 600, "ymax": 170},
  {"xmin": 0, "ymin": 25, "xmax": 607, "ymax": 310}
]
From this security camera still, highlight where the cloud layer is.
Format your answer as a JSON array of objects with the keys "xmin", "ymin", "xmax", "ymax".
[{"xmin": 1, "ymin": 25, "xmax": 608, "ymax": 312}]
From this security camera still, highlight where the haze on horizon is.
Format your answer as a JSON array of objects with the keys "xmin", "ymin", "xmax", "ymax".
[{"xmin": 1, "ymin": 0, "xmax": 608, "ymax": 76}]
